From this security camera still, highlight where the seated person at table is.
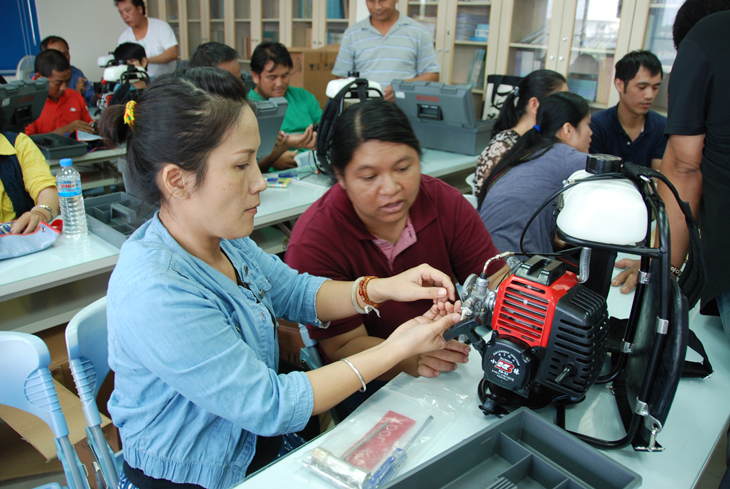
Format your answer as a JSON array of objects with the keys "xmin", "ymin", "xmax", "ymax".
[
  {"xmin": 98, "ymin": 67, "xmax": 461, "ymax": 488},
  {"xmin": 1, "ymin": 115, "xmax": 59, "ymax": 234},
  {"xmin": 286, "ymin": 100, "xmax": 509, "ymax": 417},
  {"xmin": 478, "ymin": 92, "xmax": 592, "ymax": 256},
  {"xmin": 188, "ymin": 42, "xmax": 243, "ymax": 79},
  {"xmin": 40, "ymin": 35, "xmax": 96, "ymax": 106},
  {"xmin": 589, "ymin": 50, "xmax": 665, "ymax": 169},
  {"xmin": 247, "ymin": 42, "xmax": 321, "ymax": 171},
  {"xmin": 473, "ymin": 70, "xmax": 567, "ymax": 196},
  {"xmin": 25, "ymin": 50, "xmax": 95, "ymax": 137},
  {"xmin": 113, "ymin": 42, "xmax": 149, "ymax": 92}
]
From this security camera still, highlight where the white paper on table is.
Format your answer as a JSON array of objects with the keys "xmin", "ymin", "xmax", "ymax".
[{"xmin": 77, "ymin": 131, "xmax": 102, "ymax": 141}]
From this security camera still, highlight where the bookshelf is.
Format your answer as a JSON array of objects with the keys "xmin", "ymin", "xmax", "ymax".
[
  {"xmin": 490, "ymin": 0, "xmax": 643, "ymax": 111},
  {"xmin": 399, "ymin": 0, "xmax": 498, "ymax": 106},
  {"xmin": 148, "ymin": 0, "xmax": 356, "ymax": 62}
]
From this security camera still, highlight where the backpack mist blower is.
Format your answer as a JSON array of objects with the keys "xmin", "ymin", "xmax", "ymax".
[{"xmin": 443, "ymin": 155, "xmax": 711, "ymax": 451}]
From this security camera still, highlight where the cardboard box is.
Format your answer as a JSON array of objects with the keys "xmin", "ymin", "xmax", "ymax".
[
  {"xmin": 288, "ymin": 45, "xmax": 341, "ymax": 109},
  {"xmin": 0, "ymin": 325, "xmax": 120, "ymax": 488}
]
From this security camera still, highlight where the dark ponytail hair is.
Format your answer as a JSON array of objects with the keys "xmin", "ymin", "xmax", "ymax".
[
  {"xmin": 330, "ymin": 100, "xmax": 421, "ymax": 174},
  {"xmin": 99, "ymin": 67, "xmax": 251, "ymax": 207},
  {"xmin": 478, "ymin": 91, "xmax": 589, "ymax": 209},
  {"xmin": 492, "ymin": 70, "xmax": 567, "ymax": 134}
]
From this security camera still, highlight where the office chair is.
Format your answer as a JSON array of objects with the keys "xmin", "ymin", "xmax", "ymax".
[
  {"xmin": 66, "ymin": 297, "xmax": 121, "ymax": 489},
  {"xmin": 0, "ymin": 332, "xmax": 90, "ymax": 489},
  {"xmin": 465, "ymin": 173, "xmax": 476, "ymax": 195},
  {"xmin": 463, "ymin": 193, "xmax": 478, "ymax": 209},
  {"xmin": 298, "ymin": 324, "xmax": 343, "ymax": 424}
]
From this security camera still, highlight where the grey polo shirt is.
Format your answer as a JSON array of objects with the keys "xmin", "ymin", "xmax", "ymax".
[{"xmin": 332, "ymin": 14, "xmax": 440, "ymax": 88}]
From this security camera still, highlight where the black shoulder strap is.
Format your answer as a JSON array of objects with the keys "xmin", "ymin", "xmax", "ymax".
[
  {"xmin": 620, "ymin": 162, "xmax": 706, "ymax": 308},
  {"xmin": 620, "ymin": 162, "xmax": 712, "ymax": 379},
  {"xmin": 682, "ymin": 329, "xmax": 714, "ymax": 378},
  {"xmin": 0, "ymin": 131, "xmax": 36, "ymax": 218}
]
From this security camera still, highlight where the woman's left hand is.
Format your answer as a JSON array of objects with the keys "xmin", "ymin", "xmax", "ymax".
[
  {"xmin": 9, "ymin": 210, "xmax": 45, "ymax": 234},
  {"xmin": 367, "ymin": 264, "xmax": 457, "ymax": 305},
  {"xmin": 385, "ymin": 301, "xmax": 462, "ymax": 358}
]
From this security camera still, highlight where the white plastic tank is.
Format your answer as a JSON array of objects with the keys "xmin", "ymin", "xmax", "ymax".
[{"xmin": 556, "ymin": 170, "xmax": 648, "ymax": 246}]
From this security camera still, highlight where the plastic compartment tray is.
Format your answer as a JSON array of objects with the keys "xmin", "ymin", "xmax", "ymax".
[
  {"xmin": 29, "ymin": 133, "xmax": 88, "ymax": 159},
  {"xmin": 385, "ymin": 408, "xmax": 641, "ymax": 489},
  {"xmin": 84, "ymin": 192, "xmax": 157, "ymax": 247}
]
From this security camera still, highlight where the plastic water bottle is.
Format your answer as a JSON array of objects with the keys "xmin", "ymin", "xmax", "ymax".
[{"xmin": 56, "ymin": 158, "xmax": 88, "ymax": 238}]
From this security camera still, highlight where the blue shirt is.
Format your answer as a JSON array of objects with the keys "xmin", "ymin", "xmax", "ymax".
[
  {"xmin": 589, "ymin": 104, "xmax": 667, "ymax": 168},
  {"xmin": 332, "ymin": 14, "xmax": 440, "ymax": 88},
  {"xmin": 107, "ymin": 214, "xmax": 328, "ymax": 489},
  {"xmin": 70, "ymin": 66, "xmax": 96, "ymax": 107},
  {"xmin": 479, "ymin": 143, "xmax": 587, "ymax": 255}
]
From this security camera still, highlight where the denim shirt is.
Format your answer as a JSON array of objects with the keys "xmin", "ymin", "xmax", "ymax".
[{"xmin": 107, "ymin": 215, "xmax": 328, "ymax": 489}]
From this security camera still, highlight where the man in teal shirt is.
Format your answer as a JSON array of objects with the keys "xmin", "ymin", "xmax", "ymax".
[{"xmin": 248, "ymin": 42, "xmax": 322, "ymax": 171}]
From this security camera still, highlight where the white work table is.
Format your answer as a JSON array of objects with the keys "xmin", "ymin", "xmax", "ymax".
[
  {"xmin": 0, "ymin": 232, "xmax": 119, "ymax": 334},
  {"xmin": 238, "ymin": 283, "xmax": 730, "ymax": 489}
]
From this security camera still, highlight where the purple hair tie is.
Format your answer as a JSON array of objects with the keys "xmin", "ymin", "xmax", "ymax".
[{"xmin": 533, "ymin": 125, "xmax": 541, "ymax": 133}]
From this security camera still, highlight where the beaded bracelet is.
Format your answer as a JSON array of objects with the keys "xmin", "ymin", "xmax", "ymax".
[
  {"xmin": 350, "ymin": 277, "xmax": 380, "ymax": 317},
  {"xmin": 341, "ymin": 358, "xmax": 366, "ymax": 392},
  {"xmin": 358, "ymin": 275, "xmax": 381, "ymax": 308}
]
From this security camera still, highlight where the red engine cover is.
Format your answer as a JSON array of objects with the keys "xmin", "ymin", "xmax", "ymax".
[{"xmin": 492, "ymin": 271, "xmax": 578, "ymax": 349}]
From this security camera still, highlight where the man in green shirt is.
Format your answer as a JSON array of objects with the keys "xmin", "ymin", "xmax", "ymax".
[{"xmin": 248, "ymin": 42, "xmax": 322, "ymax": 171}]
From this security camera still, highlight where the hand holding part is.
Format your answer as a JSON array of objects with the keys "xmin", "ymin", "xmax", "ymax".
[
  {"xmin": 367, "ymin": 264, "xmax": 456, "ymax": 305},
  {"xmin": 386, "ymin": 307, "xmax": 460, "ymax": 359}
]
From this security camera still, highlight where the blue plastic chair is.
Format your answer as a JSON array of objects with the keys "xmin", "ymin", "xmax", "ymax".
[
  {"xmin": 0, "ymin": 332, "xmax": 90, "ymax": 489},
  {"xmin": 298, "ymin": 324, "xmax": 344, "ymax": 424},
  {"xmin": 65, "ymin": 297, "xmax": 121, "ymax": 489}
]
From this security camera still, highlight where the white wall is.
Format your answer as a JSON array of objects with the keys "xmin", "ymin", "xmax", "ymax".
[
  {"xmin": 356, "ymin": 1, "xmax": 369, "ymax": 23},
  {"xmin": 35, "ymin": 0, "xmax": 127, "ymax": 80}
]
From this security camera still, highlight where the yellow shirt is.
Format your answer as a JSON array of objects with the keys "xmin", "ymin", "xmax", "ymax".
[{"xmin": 0, "ymin": 132, "xmax": 57, "ymax": 222}]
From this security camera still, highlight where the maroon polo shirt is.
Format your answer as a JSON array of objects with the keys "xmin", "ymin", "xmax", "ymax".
[{"xmin": 285, "ymin": 175, "xmax": 505, "ymax": 341}]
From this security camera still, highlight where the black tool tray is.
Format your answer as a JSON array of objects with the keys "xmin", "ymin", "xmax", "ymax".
[
  {"xmin": 29, "ymin": 133, "xmax": 88, "ymax": 159},
  {"xmin": 385, "ymin": 408, "xmax": 641, "ymax": 489},
  {"xmin": 84, "ymin": 192, "xmax": 157, "ymax": 247}
]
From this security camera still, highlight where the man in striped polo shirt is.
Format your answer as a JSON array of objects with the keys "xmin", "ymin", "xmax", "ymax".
[{"xmin": 332, "ymin": 0, "xmax": 440, "ymax": 102}]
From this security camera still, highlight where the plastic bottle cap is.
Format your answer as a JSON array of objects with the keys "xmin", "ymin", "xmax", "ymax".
[{"xmin": 60, "ymin": 158, "xmax": 73, "ymax": 167}]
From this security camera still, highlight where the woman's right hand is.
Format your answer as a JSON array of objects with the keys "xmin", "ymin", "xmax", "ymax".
[{"xmin": 385, "ymin": 302, "xmax": 461, "ymax": 360}]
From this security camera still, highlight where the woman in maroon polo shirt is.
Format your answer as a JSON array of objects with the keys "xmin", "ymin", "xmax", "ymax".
[{"xmin": 286, "ymin": 100, "xmax": 510, "ymax": 417}]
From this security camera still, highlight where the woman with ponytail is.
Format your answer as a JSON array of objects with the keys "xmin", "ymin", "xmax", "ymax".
[
  {"xmin": 99, "ymin": 68, "xmax": 463, "ymax": 489},
  {"xmin": 477, "ymin": 91, "xmax": 592, "ymax": 256},
  {"xmin": 473, "ymin": 70, "xmax": 567, "ymax": 196}
]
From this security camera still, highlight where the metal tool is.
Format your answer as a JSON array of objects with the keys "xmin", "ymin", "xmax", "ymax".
[
  {"xmin": 365, "ymin": 416, "xmax": 435, "ymax": 488},
  {"xmin": 342, "ymin": 421, "xmax": 390, "ymax": 460}
]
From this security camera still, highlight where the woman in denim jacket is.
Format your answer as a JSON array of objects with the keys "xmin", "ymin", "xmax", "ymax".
[{"xmin": 98, "ymin": 68, "xmax": 462, "ymax": 489}]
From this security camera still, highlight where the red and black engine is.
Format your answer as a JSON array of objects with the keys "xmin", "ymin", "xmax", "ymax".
[{"xmin": 445, "ymin": 256, "xmax": 609, "ymax": 414}]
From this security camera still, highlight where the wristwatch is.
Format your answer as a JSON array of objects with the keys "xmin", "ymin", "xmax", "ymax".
[
  {"xmin": 670, "ymin": 266, "xmax": 682, "ymax": 278},
  {"xmin": 32, "ymin": 204, "xmax": 54, "ymax": 221}
]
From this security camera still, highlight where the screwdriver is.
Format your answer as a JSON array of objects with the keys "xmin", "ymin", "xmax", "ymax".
[{"xmin": 366, "ymin": 416, "xmax": 434, "ymax": 488}]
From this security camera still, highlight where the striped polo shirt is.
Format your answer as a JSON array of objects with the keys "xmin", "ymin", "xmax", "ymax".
[{"xmin": 332, "ymin": 14, "xmax": 440, "ymax": 88}]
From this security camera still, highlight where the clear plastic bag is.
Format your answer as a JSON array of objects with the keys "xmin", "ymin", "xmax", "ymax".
[{"xmin": 301, "ymin": 370, "xmax": 473, "ymax": 489}]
